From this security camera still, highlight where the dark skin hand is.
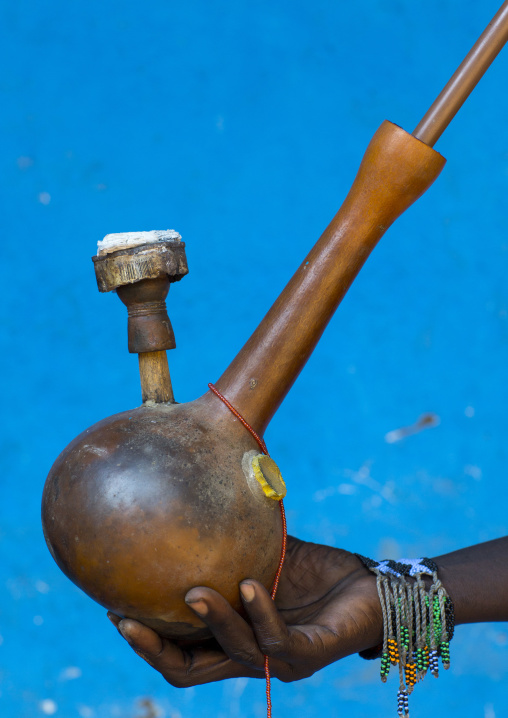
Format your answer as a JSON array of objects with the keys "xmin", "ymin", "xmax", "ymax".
[
  {"xmin": 107, "ymin": 535, "xmax": 508, "ymax": 687},
  {"xmin": 107, "ymin": 536, "xmax": 383, "ymax": 687}
]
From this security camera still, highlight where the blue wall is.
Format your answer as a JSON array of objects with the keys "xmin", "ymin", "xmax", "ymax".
[{"xmin": 1, "ymin": 1, "xmax": 508, "ymax": 716}]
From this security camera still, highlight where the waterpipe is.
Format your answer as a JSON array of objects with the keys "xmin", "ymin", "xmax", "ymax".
[{"xmin": 42, "ymin": 3, "xmax": 508, "ymax": 641}]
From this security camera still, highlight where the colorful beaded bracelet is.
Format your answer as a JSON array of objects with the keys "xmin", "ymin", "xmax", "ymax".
[{"xmin": 355, "ymin": 555, "xmax": 455, "ymax": 718}]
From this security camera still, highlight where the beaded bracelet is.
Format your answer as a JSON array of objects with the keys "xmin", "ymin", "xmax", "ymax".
[{"xmin": 355, "ymin": 554, "xmax": 455, "ymax": 718}]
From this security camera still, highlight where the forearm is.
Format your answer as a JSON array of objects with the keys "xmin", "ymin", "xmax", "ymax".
[{"xmin": 434, "ymin": 536, "xmax": 508, "ymax": 625}]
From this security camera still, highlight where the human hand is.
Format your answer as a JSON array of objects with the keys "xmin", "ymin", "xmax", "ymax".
[{"xmin": 107, "ymin": 536, "xmax": 383, "ymax": 686}]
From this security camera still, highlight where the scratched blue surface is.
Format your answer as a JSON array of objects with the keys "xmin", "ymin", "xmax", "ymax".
[{"xmin": 1, "ymin": 1, "xmax": 508, "ymax": 717}]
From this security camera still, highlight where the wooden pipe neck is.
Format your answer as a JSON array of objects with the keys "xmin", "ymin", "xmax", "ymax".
[
  {"xmin": 116, "ymin": 277, "xmax": 176, "ymax": 404},
  {"xmin": 138, "ymin": 351, "xmax": 175, "ymax": 404},
  {"xmin": 214, "ymin": 121, "xmax": 446, "ymax": 434}
]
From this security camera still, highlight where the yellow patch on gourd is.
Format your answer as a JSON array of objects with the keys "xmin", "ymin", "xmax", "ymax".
[{"xmin": 251, "ymin": 455, "xmax": 287, "ymax": 500}]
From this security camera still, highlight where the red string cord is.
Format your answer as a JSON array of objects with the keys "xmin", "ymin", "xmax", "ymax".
[
  {"xmin": 207, "ymin": 383, "xmax": 288, "ymax": 718},
  {"xmin": 265, "ymin": 499, "xmax": 287, "ymax": 717}
]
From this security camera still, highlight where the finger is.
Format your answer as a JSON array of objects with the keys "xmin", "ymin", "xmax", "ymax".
[
  {"xmin": 239, "ymin": 581, "xmax": 292, "ymax": 658},
  {"xmin": 239, "ymin": 582, "xmax": 326, "ymax": 682},
  {"xmin": 240, "ymin": 585, "xmax": 344, "ymax": 683},
  {"xmin": 116, "ymin": 617, "xmax": 261, "ymax": 687},
  {"xmin": 107, "ymin": 614, "xmax": 164, "ymax": 660},
  {"xmin": 185, "ymin": 587, "xmax": 266, "ymax": 671},
  {"xmin": 117, "ymin": 618, "xmax": 167, "ymax": 664}
]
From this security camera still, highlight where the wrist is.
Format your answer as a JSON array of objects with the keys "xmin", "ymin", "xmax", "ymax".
[{"xmin": 433, "ymin": 536, "xmax": 508, "ymax": 625}]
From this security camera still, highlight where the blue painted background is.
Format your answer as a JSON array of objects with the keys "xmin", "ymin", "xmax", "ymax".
[{"xmin": 1, "ymin": 1, "xmax": 508, "ymax": 716}]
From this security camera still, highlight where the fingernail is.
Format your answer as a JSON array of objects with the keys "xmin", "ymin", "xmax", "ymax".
[
  {"xmin": 240, "ymin": 582, "xmax": 255, "ymax": 602},
  {"xmin": 118, "ymin": 623, "xmax": 132, "ymax": 643},
  {"xmin": 185, "ymin": 599, "xmax": 208, "ymax": 616},
  {"xmin": 118, "ymin": 621, "xmax": 134, "ymax": 643}
]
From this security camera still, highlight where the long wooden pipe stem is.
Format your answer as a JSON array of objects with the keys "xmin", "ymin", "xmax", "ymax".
[
  {"xmin": 413, "ymin": 1, "xmax": 508, "ymax": 147},
  {"xmin": 215, "ymin": 122, "xmax": 445, "ymax": 434}
]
